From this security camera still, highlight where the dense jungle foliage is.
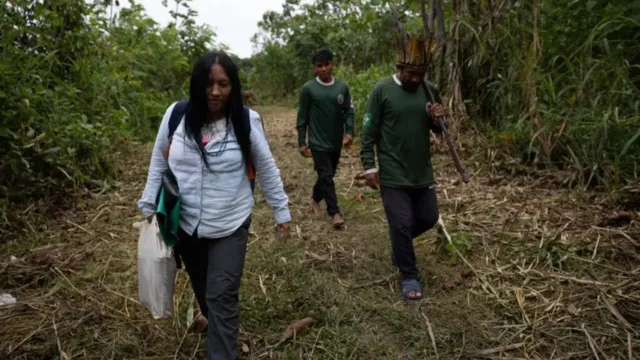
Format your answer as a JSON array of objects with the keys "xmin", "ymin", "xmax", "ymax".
[
  {"xmin": 249, "ymin": 0, "xmax": 640, "ymax": 188},
  {"xmin": 0, "ymin": 0, "xmax": 223, "ymax": 225},
  {"xmin": 1, "ymin": 0, "xmax": 639, "ymax": 227}
]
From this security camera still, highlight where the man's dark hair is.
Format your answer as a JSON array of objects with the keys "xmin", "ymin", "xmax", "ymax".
[{"xmin": 312, "ymin": 49, "xmax": 333, "ymax": 64}]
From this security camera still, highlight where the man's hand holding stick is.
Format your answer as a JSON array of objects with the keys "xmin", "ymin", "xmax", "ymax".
[{"xmin": 425, "ymin": 93, "xmax": 469, "ymax": 183}]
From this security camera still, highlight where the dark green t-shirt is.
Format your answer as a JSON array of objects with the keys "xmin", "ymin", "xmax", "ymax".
[
  {"xmin": 360, "ymin": 76, "xmax": 443, "ymax": 188},
  {"xmin": 296, "ymin": 78, "xmax": 355, "ymax": 152}
]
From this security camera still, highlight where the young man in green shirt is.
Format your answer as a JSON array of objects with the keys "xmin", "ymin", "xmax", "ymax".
[
  {"xmin": 360, "ymin": 26, "xmax": 448, "ymax": 300},
  {"xmin": 297, "ymin": 49, "xmax": 355, "ymax": 229}
]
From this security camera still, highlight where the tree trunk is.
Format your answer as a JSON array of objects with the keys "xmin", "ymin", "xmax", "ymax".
[{"xmin": 447, "ymin": 0, "xmax": 468, "ymax": 126}]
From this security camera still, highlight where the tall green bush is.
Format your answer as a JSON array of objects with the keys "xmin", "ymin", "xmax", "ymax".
[
  {"xmin": 334, "ymin": 63, "xmax": 396, "ymax": 136},
  {"xmin": 0, "ymin": 0, "xmax": 217, "ymax": 225},
  {"xmin": 453, "ymin": 0, "xmax": 640, "ymax": 186},
  {"xmin": 249, "ymin": 0, "xmax": 640, "ymax": 187}
]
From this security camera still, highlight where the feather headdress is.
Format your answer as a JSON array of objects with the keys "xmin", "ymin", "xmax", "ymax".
[{"xmin": 390, "ymin": 1, "xmax": 442, "ymax": 69}]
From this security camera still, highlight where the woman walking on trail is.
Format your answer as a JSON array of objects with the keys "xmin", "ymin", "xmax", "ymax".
[{"xmin": 137, "ymin": 51, "xmax": 291, "ymax": 360}]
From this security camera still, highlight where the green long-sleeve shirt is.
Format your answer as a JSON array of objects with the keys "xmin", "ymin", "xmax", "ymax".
[
  {"xmin": 360, "ymin": 75, "xmax": 443, "ymax": 188},
  {"xmin": 296, "ymin": 78, "xmax": 355, "ymax": 152}
]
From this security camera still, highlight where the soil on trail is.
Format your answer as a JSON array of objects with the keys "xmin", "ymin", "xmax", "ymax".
[{"xmin": 1, "ymin": 106, "xmax": 639, "ymax": 359}]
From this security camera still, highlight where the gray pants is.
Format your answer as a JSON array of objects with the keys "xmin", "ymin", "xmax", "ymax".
[
  {"xmin": 175, "ymin": 216, "xmax": 250, "ymax": 360},
  {"xmin": 380, "ymin": 186, "xmax": 439, "ymax": 280}
]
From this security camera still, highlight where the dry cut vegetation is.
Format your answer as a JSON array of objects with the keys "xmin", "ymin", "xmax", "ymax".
[{"xmin": 1, "ymin": 107, "xmax": 639, "ymax": 359}]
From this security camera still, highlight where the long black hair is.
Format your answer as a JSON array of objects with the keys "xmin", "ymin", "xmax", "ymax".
[{"xmin": 184, "ymin": 51, "xmax": 251, "ymax": 168}]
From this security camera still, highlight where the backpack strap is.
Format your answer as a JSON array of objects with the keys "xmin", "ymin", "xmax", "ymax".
[
  {"xmin": 243, "ymin": 106, "xmax": 251, "ymax": 138},
  {"xmin": 168, "ymin": 100, "xmax": 189, "ymax": 142},
  {"xmin": 243, "ymin": 106, "xmax": 256, "ymax": 182},
  {"xmin": 163, "ymin": 100, "xmax": 188, "ymax": 160}
]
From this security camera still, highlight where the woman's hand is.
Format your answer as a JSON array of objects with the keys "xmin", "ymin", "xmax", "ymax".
[{"xmin": 276, "ymin": 222, "xmax": 290, "ymax": 242}]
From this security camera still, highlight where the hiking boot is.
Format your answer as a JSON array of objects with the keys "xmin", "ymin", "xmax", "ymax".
[
  {"xmin": 332, "ymin": 213, "xmax": 345, "ymax": 229},
  {"xmin": 310, "ymin": 200, "xmax": 322, "ymax": 216}
]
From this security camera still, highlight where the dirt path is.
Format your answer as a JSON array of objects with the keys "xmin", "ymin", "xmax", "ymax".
[{"xmin": 1, "ymin": 106, "xmax": 638, "ymax": 359}]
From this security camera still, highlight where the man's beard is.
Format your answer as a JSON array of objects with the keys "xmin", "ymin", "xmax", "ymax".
[{"xmin": 401, "ymin": 81, "xmax": 420, "ymax": 93}]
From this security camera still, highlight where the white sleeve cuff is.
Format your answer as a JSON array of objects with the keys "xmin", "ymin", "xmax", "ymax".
[
  {"xmin": 140, "ymin": 203, "xmax": 156, "ymax": 217},
  {"xmin": 364, "ymin": 168, "xmax": 378, "ymax": 174},
  {"xmin": 274, "ymin": 208, "xmax": 292, "ymax": 224}
]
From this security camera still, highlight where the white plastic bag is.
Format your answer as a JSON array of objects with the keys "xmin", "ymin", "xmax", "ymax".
[
  {"xmin": 134, "ymin": 216, "xmax": 176, "ymax": 319},
  {"xmin": 0, "ymin": 293, "xmax": 17, "ymax": 306}
]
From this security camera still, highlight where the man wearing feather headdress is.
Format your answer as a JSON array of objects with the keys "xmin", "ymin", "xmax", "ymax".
[{"xmin": 359, "ymin": 6, "xmax": 447, "ymax": 300}]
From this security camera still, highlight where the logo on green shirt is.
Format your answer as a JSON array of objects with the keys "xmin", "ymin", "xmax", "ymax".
[
  {"xmin": 363, "ymin": 113, "xmax": 372, "ymax": 127},
  {"xmin": 337, "ymin": 94, "xmax": 344, "ymax": 105}
]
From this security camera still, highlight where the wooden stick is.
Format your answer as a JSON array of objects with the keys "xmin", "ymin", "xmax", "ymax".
[
  {"xmin": 342, "ymin": 177, "xmax": 355, "ymax": 196},
  {"xmin": 593, "ymin": 226, "xmax": 640, "ymax": 247},
  {"xmin": 65, "ymin": 219, "xmax": 94, "ymax": 236},
  {"xmin": 468, "ymin": 342, "xmax": 525, "ymax": 356},
  {"xmin": 592, "ymin": 233, "xmax": 601, "ymax": 259},
  {"xmin": 174, "ymin": 320, "xmax": 190, "ymax": 360},
  {"xmin": 421, "ymin": 312, "xmax": 439, "ymax": 359},
  {"xmin": 99, "ymin": 280, "xmax": 141, "ymax": 305},
  {"xmin": 344, "ymin": 273, "xmax": 396, "ymax": 290},
  {"xmin": 91, "ymin": 208, "xmax": 107, "ymax": 224},
  {"xmin": 582, "ymin": 324, "xmax": 602, "ymax": 360},
  {"xmin": 529, "ymin": 270, "xmax": 609, "ymax": 287},
  {"xmin": 7, "ymin": 317, "xmax": 46, "ymax": 355},
  {"xmin": 53, "ymin": 316, "xmax": 70, "ymax": 360},
  {"xmin": 424, "ymin": 85, "xmax": 469, "ymax": 183},
  {"xmin": 601, "ymin": 294, "xmax": 634, "ymax": 331},
  {"xmin": 189, "ymin": 336, "xmax": 203, "ymax": 360}
]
